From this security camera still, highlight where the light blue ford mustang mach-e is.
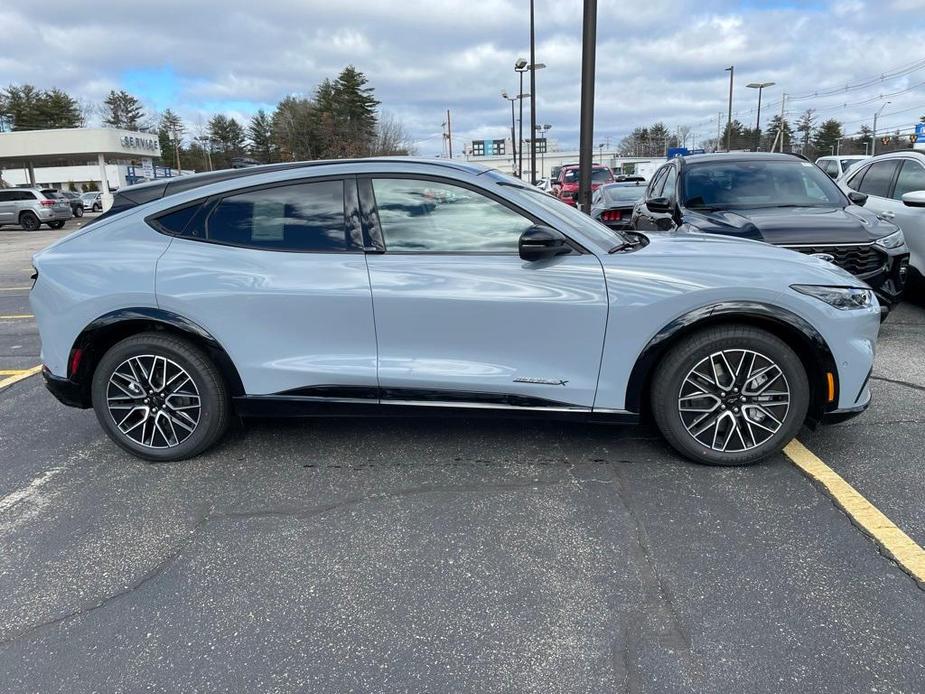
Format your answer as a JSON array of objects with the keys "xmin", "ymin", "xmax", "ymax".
[{"xmin": 30, "ymin": 158, "xmax": 880, "ymax": 465}]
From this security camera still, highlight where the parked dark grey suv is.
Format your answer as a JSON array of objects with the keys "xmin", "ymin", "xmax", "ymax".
[{"xmin": 632, "ymin": 153, "xmax": 910, "ymax": 313}]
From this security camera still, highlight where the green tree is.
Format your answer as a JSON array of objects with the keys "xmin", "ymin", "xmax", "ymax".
[
  {"xmin": 102, "ymin": 90, "xmax": 145, "ymax": 130},
  {"xmin": 247, "ymin": 109, "xmax": 275, "ymax": 163},
  {"xmin": 208, "ymin": 114, "xmax": 246, "ymax": 168},
  {"xmin": 1, "ymin": 84, "xmax": 81, "ymax": 130},
  {"xmin": 812, "ymin": 118, "xmax": 843, "ymax": 157},
  {"xmin": 271, "ymin": 96, "xmax": 321, "ymax": 161},
  {"xmin": 762, "ymin": 115, "xmax": 793, "ymax": 151}
]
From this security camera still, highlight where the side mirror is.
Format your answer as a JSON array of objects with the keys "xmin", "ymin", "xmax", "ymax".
[
  {"xmin": 902, "ymin": 190, "xmax": 925, "ymax": 208},
  {"xmin": 646, "ymin": 197, "xmax": 672, "ymax": 214},
  {"xmin": 847, "ymin": 190, "xmax": 868, "ymax": 206},
  {"xmin": 519, "ymin": 225, "xmax": 572, "ymax": 262}
]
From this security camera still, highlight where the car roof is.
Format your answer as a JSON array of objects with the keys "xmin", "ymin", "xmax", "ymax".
[
  {"xmin": 603, "ymin": 181, "xmax": 645, "ymax": 187},
  {"xmin": 112, "ymin": 157, "xmax": 492, "ymax": 208},
  {"xmin": 679, "ymin": 152, "xmax": 813, "ymax": 166}
]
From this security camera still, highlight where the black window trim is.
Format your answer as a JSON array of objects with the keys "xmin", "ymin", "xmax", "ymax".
[
  {"xmin": 145, "ymin": 174, "xmax": 363, "ymax": 254},
  {"xmin": 359, "ymin": 173, "xmax": 589, "ymax": 256}
]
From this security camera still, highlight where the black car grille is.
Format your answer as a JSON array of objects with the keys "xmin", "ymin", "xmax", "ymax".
[{"xmin": 785, "ymin": 244, "xmax": 885, "ymax": 277}]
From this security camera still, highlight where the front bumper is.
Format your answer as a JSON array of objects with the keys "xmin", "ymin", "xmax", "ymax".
[{"xmin": 42, "ymin": 367, "xmax": 90, "ymax": 408}]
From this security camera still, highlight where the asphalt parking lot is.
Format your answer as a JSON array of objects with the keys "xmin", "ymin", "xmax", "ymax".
[{"xmin": 1, "ymin": 219, "xmax": 924, "ymax": 692}]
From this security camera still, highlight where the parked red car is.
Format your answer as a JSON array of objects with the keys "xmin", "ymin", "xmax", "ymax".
[{"xmin": 554, "ymin": 164, "xmax": 615, "ymax": 206}]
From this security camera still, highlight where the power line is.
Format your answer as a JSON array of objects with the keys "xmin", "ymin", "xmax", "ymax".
[{"xmin": 788, "ymin": 56, "xmax": 925, "ymax": 101}]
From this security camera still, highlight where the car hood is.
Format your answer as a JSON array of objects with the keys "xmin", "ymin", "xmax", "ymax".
[
  {"xmin": 607, "ymin": 229, "xmax": 863, "ymax": 286},
  {"xmin": 684, "ymin": 204, "xmax": 896, "ymax": 245}
]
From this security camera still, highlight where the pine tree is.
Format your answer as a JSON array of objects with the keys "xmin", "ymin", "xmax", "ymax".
[
  {"xmin": 1, "ymin": 84, "xmax": 81, "ymax": 130},
  {"xmin": 247, "ymin": 109, "xmax": 275, "ymax": 163},
  {"xmin": 158, "ymin": 109, "xmax": 185, "ymax": 170},
  {"xmin": 812, "ymin": 119, "xmax": 843, "ymax": 157},
  {"xmin": 102, "ymin": 90, "xmax": 145, "ymax": 130}
]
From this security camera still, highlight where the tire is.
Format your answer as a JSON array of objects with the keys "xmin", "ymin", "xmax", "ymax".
[
  {"xmin": 47, "ymin": 221, "xmax": 65, "ymax": 229},
  {"xmin": 74, "ymin": 206, "xmax": 84, "ymax": 217},
  {"xmin": 93, "ymin": 203, "xmax": 101, "ymax": 212},
  {"xmin": 91, "ymin": 332, "xmax": 230, "ymax": 461},
  {"xmin": 19, "ymin": 212, "xmax": 40, "ymax": 231},
  {"xmin": 650, "ymin": 325, "xmax": 809, "ymax": 466}
]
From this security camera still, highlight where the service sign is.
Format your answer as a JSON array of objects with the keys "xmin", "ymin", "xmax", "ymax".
[{"xmin": 119, "ymin": 134, "xmax": 160, "ymax": 152}]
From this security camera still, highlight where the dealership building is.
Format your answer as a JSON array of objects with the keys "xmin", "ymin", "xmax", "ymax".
[{"xmin": 0, "ymin": 128, "xmax": 186, "ymax": 205}]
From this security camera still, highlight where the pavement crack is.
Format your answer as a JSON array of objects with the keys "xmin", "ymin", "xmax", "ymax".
[
  {"xmin": 870, "ymin": 375, "xmax": 925, "ymax": 394},
  {"xmin": 0, "ymin": 478, "xmax": 566, "ymax": 647}
]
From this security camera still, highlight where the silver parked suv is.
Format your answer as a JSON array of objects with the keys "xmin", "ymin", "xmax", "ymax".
[
  {"xmin": 0, "ymin": 188, "xmax": 71, "ymax": 230},
  {"xmin": 31, "ymin": 159, "xmax": 881, "ymax": 465}
]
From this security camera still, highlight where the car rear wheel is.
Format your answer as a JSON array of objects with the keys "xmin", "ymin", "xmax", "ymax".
[
  {"xmin": 20, "ymin": 212, "xmax": 40, "ymax": 231},
  {"xmin": 651, "ymin": 325, "xmax": 809, "ymax": 466},
  {"xmin": 47, "ymin": 221, "xmax": 65, "ymax": 229},
  {"xmin": 91, "ymin": 333, "xmax": 230, "ymax": 461}
]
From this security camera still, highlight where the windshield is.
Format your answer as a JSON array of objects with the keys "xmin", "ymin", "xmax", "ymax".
[
  {"xmin": 682, "ymin": 160, "xmax": 847, "ymax": 209},
  {"xmin": 512, "ymin": 184, "xmax": 626, "ymax": 246},
  {"xmin": 603, "ymin": 185, "xmax": 645, "ymax": 204},
  {"xmin": 563, "ymin": 168, "xmax": 611, "ymax": 184}
]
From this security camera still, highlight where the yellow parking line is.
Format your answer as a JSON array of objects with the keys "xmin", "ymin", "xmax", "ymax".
[
  {"xmin": 0, "ymin": 365, "xmax": 42, "ymax": 390},
  {"xmin": 785, "ymin": 439, "xmax": 925, "ymax": 585},
  {"xmin": 0, "ymin": 314, "xmax": 34, "ymax": 319}
]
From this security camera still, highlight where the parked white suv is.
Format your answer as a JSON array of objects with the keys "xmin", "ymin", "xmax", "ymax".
[
  {"xmin": 816, "ymin": 155, "xmax": 869, "ymax": 179},
  {"xmin": 838, "ymin": 151, "xmax": 925, "ymax": 290},
  {"xmin": 0, "ymin": 188, "xmax": 72, "ymax": 230}
]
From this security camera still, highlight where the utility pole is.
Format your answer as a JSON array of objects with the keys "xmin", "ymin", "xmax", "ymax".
[
  {"xmin": 502, "ymin": 91, "xmax": 518, "ymax": 175},
  {"xmin": 725, "ymin": 65, "xmax": 734, "ymax": 152},
  {"xmin": 716, "ymin": 113, "xmax": 722, "ymax": 152},
  {"xmin": 777, "ymin": 92, "xmax": 786, "ymax": 152},
  {"xmin": 872, "ymin": 102, "xmax": 891, "ymax": 156},
  {"xmin": 578, "ymin": 0, "xmax": 597, "ymax": 213},
  {"xmin": 172, "ymin": 125, "xmax": 182, "ymax": 174},
  {"xmin": 446, "ymin": 109, "xmax": 453, "ymax": 159}
]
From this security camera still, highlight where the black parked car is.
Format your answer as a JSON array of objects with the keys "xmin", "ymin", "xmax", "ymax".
[
  {"xmin": 631, "ymin": 152, "xmax": 910, "ymax": 314},
  {"xmin": 590, "ymin": 181, "xmax": 646, "ymax": 231}
]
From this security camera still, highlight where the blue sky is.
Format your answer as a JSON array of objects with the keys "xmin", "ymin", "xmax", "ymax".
[{"xmin": 1, "ymin": 0, "xmax": 923, "ymax": 153}]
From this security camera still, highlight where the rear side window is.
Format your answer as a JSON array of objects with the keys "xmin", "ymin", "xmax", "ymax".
[
  {"xmin": 892, "ymin": 160, "xmax": 925, "ymax": 200},
  {"xmin": 205, "ymin": 179, "xmax": 348, "ymax": 252},
  {"xmin": 0, "ymin": 191, "xmax": 13, "ymax": 202},
  {"xmin": 151, "ymin": 204, "xmax": 202, "ymax": 236},
  {"xmin": 856, "ymin": 161, "xmax": 899, "ymax": 198}
]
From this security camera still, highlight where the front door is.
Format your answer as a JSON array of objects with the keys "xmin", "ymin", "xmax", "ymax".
[{"xmin": 361, "ymin": 176, "xmax": 609, "ymax": 409}]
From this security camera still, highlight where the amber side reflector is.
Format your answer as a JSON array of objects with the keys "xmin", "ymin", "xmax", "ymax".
[{"xmin": 826, "ymin": 372, "xmax": 836, "ymax": 403}]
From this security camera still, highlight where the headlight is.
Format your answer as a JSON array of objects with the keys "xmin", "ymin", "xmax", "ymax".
[
  {"xmin": 791, "ymin": 284, "xmax": 875, "ymax": 310},
  {"xmin": 874, "ymin": 229, "xmax": 905, "ymax": 249}
]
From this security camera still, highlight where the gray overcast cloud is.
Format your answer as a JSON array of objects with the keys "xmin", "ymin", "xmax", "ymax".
[{"xmin": 1, "ymin": 0, "xmax": 924, "ymax": 153}]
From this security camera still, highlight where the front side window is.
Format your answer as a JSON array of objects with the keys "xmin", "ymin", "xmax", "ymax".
[
  {"xmin": 856, "ymin": 161, "xmax": 899, "ymax": 198},
  {"xmin": 892, "ymin": 160, "xmax": 925, "ymax": 200},
  {"xmin": 371, "ymin": 178, "xmax": 534, "ymax": 253},
  {"xmin": 647, "ymin": 167, "xmax": 668, "ymax": 198},
  {"xmin": 205, "ymin": 179, "xmax": 348, "ymax": 252}
]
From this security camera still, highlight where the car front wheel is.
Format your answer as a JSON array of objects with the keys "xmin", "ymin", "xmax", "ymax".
[
  {"xmin": 91, "ymin": 333, "xmax": 230, "ymax": 461},
  {"xmin": 74, "ymin": 206, "xmax": 84, "ymax": 217},
  {"xmin": 651, "ymin": 325, "xmax": 809, "ymax": 466}
]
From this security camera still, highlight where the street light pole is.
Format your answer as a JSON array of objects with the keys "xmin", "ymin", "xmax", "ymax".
[
  {"xmin": 515, "ymin": 58, "xmax": 528, "ymax": 178},
  {"xmin": 872, "ymin": 101, "xmax": 891, "ymax": 156},
  {"xmin": 746, "ymin": 82, "xmax": 775, "ymax": 151},
  {"xmin": 529, "ymin": 0, "xmax": 537, "ymax": 184},
  {"xmin": 502, "ymin": 91, "xmax": 518, "ymax": 175},
  {"xmin": 725, "ymin": 65, "xmax": 734, "ymax": 152},
  {"xmin": 578, "ymin": 0, "xmax": 597, "ymax": 213}
]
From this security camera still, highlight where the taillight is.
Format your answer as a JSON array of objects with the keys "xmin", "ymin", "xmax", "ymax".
[
  {"xmin": 602, "ymin": 210, "xmax": 622, "ymax": 221},
  {"xmin": 40, "ymin": 199, "xmax": 55, "ymax": 207}
]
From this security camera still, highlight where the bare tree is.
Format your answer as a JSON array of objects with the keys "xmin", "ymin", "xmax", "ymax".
[{"xmin": 372, "ymin": 111, "xmax": 415, "ymax": 156}]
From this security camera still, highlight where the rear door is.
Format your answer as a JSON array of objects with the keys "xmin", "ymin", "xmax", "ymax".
[
  {"xmin": 361, "ymin": 175, "xmax": 608, "ymax": 409},
  {"xmin": 156, "ymin": 177, "xmax": 379, "ymax": 397}
]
